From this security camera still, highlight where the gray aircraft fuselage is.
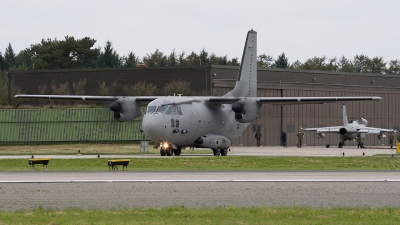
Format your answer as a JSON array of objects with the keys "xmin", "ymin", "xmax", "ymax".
[
  {"xmin": 142, "ymin": 97, "xmax": 248, "ymax": 148},
  {"xmin": 339, "ymin": 121, "xmax": 367, "ymax": 141}
]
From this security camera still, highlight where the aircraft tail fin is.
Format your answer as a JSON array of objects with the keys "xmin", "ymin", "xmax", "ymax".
[
  {"xmin": 342, "ymin": 103, "xmax": 348, "ymax": 125},
  {"xmin": 224, "ymin": 29, "xmax": 257, "ymax": 97}
]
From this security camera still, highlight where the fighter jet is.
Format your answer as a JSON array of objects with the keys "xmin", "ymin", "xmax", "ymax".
[
  {"xmin": 14, "ymin": 29, "xmax": 382, "ymax": 156},
  {"xmin": 304, "ymin": 103, "xmax": 394, "ymax": 148}
]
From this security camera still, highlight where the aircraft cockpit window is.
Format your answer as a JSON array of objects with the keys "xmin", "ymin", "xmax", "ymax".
[
  {"xmin": 165, "ymin": 108, "xmax": 172, "ymax": 115},
  {"xmin": 177, "ymin": 107, "xmax": 183, "ymax": 115},
  {"xmin": 172, "ymin": 107, "xmax": 178, "ymax": 115},
  {"xmin": 156, "ymin": 106, "xmax": 168, "ymax": 113},
  {"xmin": 147, "ymin": 106, "xmax": 156, "ymax": 113}
]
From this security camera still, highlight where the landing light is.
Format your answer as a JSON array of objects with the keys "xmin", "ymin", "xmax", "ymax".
[{"xmin": 162, "ymin": 142, "xmax": 169, "ymax": 148}]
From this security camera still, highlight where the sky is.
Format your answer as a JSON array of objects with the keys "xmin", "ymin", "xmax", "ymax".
[{"xmin": 1, "ymin": 0, "xmax": 399, "ymax": 63}]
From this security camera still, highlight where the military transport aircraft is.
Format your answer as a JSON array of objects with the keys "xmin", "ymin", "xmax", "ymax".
[
  {"xmin": 15, "ymin": 29, "xmax": 382, "ymax": 156},
  {"xmin": 304, "ymin": 103, "xmax": 394, "ymax": 148}
]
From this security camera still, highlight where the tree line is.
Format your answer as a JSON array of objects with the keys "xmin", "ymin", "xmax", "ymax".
[{"xmin": 0, "ymin": 36, "xmax": 399, "ymax": 74}]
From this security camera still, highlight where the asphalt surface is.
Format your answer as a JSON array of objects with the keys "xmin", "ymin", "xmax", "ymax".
[
  {"xmin": 1, "ymin": 146, "xmax": 400, "ymax": 211},
  {"xmin": 0, "ymin": 145, "xmax": 397, "ymax": 159}
]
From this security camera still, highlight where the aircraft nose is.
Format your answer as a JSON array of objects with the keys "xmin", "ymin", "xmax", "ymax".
[{"xmin": 142, "ymin": 114, "xmax": 164, "ymax": 140}]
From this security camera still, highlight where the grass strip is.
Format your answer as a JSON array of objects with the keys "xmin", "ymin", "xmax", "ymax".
[
  {"xmin": 0, "ymin": 206, "xmax": 399, "ymax": 225},
  {"xmin": 1, "ymin": 156, "xmax": 400, "ymax": 171}
]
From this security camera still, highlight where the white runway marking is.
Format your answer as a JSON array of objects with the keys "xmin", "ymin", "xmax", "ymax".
[{"xmin": 2, "ymin": 179, "xmax": 400, "ymax": 183}]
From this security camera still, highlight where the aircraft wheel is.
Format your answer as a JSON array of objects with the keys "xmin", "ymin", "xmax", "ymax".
[
  {"xmin": 173, "ymin": 148, "xmax": 181, "ymax": 156},
  {"xmin": 160, "ymin": 148, "xmax": 166, "ymax": 156},
  {"xmin": 338, "ymin": 142, "xmax": 344, "ymax": 148},
  {"xmin": 213, "ymin": 148, "xmax": 221, "ymax": 156},
  {"xmin": 166, "ymin": 148, "xmax": 173, "ymax": 156},
  {"xmin": 220, "ymin": 148, "xmax": 228, "ymax": 156}
]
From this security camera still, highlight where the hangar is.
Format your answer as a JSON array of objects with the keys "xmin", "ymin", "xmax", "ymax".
[{"xmin": 8, "ymin": 66, "xmax": 400, "ymax": 147}]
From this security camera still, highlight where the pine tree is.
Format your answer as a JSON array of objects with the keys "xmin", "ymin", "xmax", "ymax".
[
  {"xmin": 4, "ymin": 43, "xmax": 16, "ymax": 69},
  {"xmin": 275, "ymin": 53, "xmax": 290, "ymax": 68},
  {"xmin": 18, "ymin": 36, "xmax": 98, "ymax": 69},
  {"xmin": 123, "ymin": 52, "xmax": 139, "ymax": 67},
  {"xmin": 167, "ymin": 50, "xmax": 178, "ymax": 66},
  {"xmin": 198, "ymin": 48, "xmax": 209, "ymax": 65},
  {"xmin": 99, "ymin": 40, "xmax": 121, "ymax": 68}
]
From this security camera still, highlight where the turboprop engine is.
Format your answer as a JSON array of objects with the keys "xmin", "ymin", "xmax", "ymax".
[
  {"xmin": 231, "ymin": 99, "xmax": 262, "ymax": 123},
  {"xmin": 316, "ymin": 133, "xmax": 325, "ymax": 139},
  {"xmin": 194, "ymin": 134, "xmax": 231, "ymax": 148},
  {"xmin": 339, "ymin": 128, "xmax": 347, "ymax": 135},
  {"xmin": 109, "ymin": 97, "xmax": 141, "ymax": 122},
  {"xmin": 378, "ymin": 133, "xmax": 386, "ymax": 139}
]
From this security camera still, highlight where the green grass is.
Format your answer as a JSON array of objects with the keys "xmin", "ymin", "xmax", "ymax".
[
  {"xmin": 0, "ymin": 207, "xmax": 399, "ymax": 225},
  {"xmin": 1, "ymin": 156, "xmax": 400, "ymax": 171},
  {"xmin": 0, "ymin": 143, "xmax": 211, "ymax": 155}
]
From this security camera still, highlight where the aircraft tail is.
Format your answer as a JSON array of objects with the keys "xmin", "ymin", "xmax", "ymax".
[
  {"xmin": 342, "ymin": 103, "xmax": 348, "ymax": 125},
  {"xmin": 224, "ymin": 29, "xmax": 257, "ymax": 97}
]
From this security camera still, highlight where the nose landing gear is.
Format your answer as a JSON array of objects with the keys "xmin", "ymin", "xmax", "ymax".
[
  {"xmin": 159, "ymin": 142, "xmax": 181, "ymax": 156},
  {"xmin": 160, "ymin": 147, "xmax": 173, "ymax": 156}
]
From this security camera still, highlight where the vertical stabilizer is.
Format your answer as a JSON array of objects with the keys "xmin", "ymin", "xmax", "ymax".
[
  {"xmin": 342, "ymin": 103, "xmax": 348, "ymax": 125},
  {"xmin": 224, "ymin": 30, "xmax": 257, "ymax": 97}
]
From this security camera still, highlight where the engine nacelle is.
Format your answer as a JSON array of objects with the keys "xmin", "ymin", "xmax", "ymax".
[
  {"xmin": 378, "ymin": 133, "xmax": 386, "ymax": 139},
  {"xmin": 194, "ymin": 134, "xmax": 231, "ymax": 148},
  {"xmin": 339, "ymin": 128, "xmax": 347, "ymax": 135},
  {"xmin": 110, "ymin": 97, "xmax": 141, "ymax": 122},
  {"xmin": 316, "ymin": 133, "xmax": 325, "ymax": 139},
  {"xmin": 231, "ymin": 99, "xmax": 262, "ymax": 123}
]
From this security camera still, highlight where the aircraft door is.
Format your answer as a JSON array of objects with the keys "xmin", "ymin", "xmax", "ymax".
[{"xmin": 188, "ymin": 110, "xmax": 199, "ymax": 140}]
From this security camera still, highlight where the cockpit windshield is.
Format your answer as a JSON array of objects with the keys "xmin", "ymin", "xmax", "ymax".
[
  {"xmin": 156, "ymin": 106, "xmax": 168, "ymax": 113},
  {"xmin": 147, "ymin": 105, "xmax": 173, "ymax": 114},
  {"xmin": 146, "ymin": 106, "xmax": 156, "ymax": 114}
]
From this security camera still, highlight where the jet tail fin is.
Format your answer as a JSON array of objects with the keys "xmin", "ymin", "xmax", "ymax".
[
  {"xmin": 224, "ymin": 29, "xmax": 257, "ymax": 97},
  {"xmin": 342, "ymin": 103, "xmax": 348, "ymax": 125}
]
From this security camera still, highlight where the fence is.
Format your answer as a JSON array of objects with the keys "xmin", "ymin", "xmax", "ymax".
[{"xmin": 0, "ymin": 108, "xmax": 146, "ymax": 145}]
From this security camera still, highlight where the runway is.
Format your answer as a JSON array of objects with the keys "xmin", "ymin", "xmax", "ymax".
[
  {"xmin": 1, "ymin": 146, "xmax": 400, "ymax": 211},
  {"xmin": 2, "ymin": 171, "xmax": 400, "ymax": 182}
]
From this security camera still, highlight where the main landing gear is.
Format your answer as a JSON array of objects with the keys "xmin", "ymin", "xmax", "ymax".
[
  {"xmin": 212, "ymin": 148, "xmax": 229, "ymax": 156},
  {"xmin": 338, "ymin": 141, "xmax": 344, "ymax": 148}
]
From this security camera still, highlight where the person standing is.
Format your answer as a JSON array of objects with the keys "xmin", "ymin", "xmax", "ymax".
[
  {"xmin": 357, "ymin": 138, "xmax": 364, "ymax": 148},
  {"xmin": 389, "ymin": 132, "xmax": 395, "ymax": 149},
  {"xmin": 397, "ymin": 132, "xmax": 400, "ymax": 148},
  {"xmin": 255, "ymin": 129, "xmax": 262, "ymax": 147},
  {"xmin": 297, "ymin": 131, "xmax": 304, "ymax": 148},
  {"xmin": 281, "ymin": 131, "xmax": 287, "ymax": 147}
]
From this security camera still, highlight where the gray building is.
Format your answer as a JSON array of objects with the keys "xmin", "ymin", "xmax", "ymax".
[{"xmin": 8, "ymin": 66, "xmax": 400, "ymax": 147}]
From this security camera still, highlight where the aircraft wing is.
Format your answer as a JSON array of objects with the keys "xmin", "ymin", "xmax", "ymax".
[
  {"xmin": 304, "ymin": 127, "xmax": 341, "ymax": 133},
  {"xmin": 14, "ymin": 94, "xmax": 159, "ymax": 104},
  {"xmin": 305, "ymin": 126, "xmax": 394, "ymax": 134},
  {"xmin": 359, "ymin": 128, "xmax": 394, "ymax": 134},
  {"xmin": 257, "ymin": 96, "xmax": 382, "ymax": 105},
  {"xmin": 208, "ymin": 96, "xmax": 382, "ymax": 105},
  {"xmin": 17, "ymin": 95, "xmax": 381, "ymax": 105}
]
